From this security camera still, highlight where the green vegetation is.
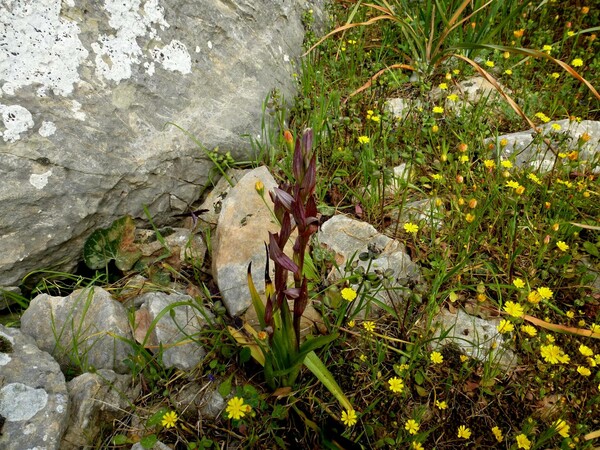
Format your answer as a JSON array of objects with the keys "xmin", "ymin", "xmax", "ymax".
[{"xmin": 4, "ymin": 1, "xmax": 599, "ymax": 448}]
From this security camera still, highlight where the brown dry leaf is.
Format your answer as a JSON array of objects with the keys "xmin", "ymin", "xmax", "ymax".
[
  {"xmin": 533, "ymin": 394, "xmax": 563, "ymax": 420},
  {"xmin": 134, "ymin": 307, "xmax": 157, "ymax": 348},
  {"xmin": 271, "ymin": 387, "xmax": 292, "ymax": 398},
  {"xmin": 522, "ymin": 314, "xmax": 600, "ymax": 340},
  {"xmin": 463, "ymin": 379, "xmax": 480, "ymax": 393}
]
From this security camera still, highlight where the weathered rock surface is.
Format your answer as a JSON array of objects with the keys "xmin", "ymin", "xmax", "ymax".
[
  {"xmin": 212, "ymin": 166, "xmax": 283, "ymax": 316},
  {"xmin": 431, "ymin": 307, "xmax": 518, "ymax": 371},
  {"xmin": 0, "ymin": 324, "xmax": 69, "ymax": 450},
  {"xmin": 170, "ymin": 377, "xmax": 225, "ymax": 421},
  {"xmin": 133, "ymin": 291, "xmax": 213, "ymax": 370},
  {"xmin": 317, "ymin": 215, "xmax": 422, "ymax": 315},
  {"xmin": 0, "ymin": 0, "xmax": 323, "ymax": 289},
  {"xmin": 61, "ymin": 369, "xmax": 140, "ymax": 450},
  {"xmin": 384, "ymin": 198, "xmax": 445, "ymax": 235},
  {"xmin": 491, "ymin": 119, "xmax": 600, "ymax": 172},
  {"xmin": 20, "ymin": 287, "xmax": 134, "ymax": 373}
]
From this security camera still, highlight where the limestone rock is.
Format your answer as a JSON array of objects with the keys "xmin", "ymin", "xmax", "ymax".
[
  {"xmin": 20, "ymin": 287, "xmax": 134, "ymax": 373},
  {"xmin": 198, "ymin": 168, "xmax": 251, "ymax": 229},
  {"xmin": 0, "ymin": 0, "xmax": 324, "ymax": 289},
  {"xmin": 61, "ymin": 369, "xmax": 141, "ymax": 450},
  {"xmin": 137, "ymin": 227, "xmax": 207, "ymax": 269},
  {"xmin": 0, "ymin": 325, "xmax": 69, "ymax": 450},
  {"xmin": 212, "ymin": 166, "xmax": 283, "ymax": 317},
  {"xmin": 134, "ymin": 291, "xmax": 213, "ymax": 370},
  {"xmin": 431, "ymin": 307, "xmax": 518, "ymax": 371},
  {"xmin": 170, "ymin": 378, "xmax": 225, "ymax": 421},
  {"xmin": 385, "ymin": 198, "xmax": 445, "ymax": 235},
  {"xmin": 490, "ymin": 119, "xmax": 600, "ymax": 173},
  {"xmin": 317, "ymin": 215, "xmax": 422, "ymax": 316}
]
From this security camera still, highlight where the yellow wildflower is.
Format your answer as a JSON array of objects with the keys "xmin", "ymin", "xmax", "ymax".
[
  {"xmin": 358, "ymin": 136, "xmax": 370, "ymax": 144},
  {"xmin": 516, "ymin": 433, "xmax": 531, "ymax": 449},
  {"xmin": 513, "ymin": 278, "xmax": 525, "ymax": 289},
  {"xmin": 405, "ymin": 419, "xmax": 420, "ymax": 435},
  {"xmin": 537, "ymin": 287, "xmax": 553, "ymax": 300},
  {"xmin": 341, "ymin": 409, "xmax": 358, "ymax": 427},
  {"xmin": 404, "ymin": 222, "xmax": 419, "ymax": 234},
  {"xmin": 577, "ymin": 366, "xmax": 591, "ymax": 376},
  {"xmin": 497, "ymin": 319, "xmax": 514, "ymax": 334},
  {"xmin": 341, "ymin": 287, "xmax": 357, "ymax": 301},
  {"xmin": 388, "ymin": 377, "xmax": 404, "ymax": 393},
  {"xmin": 226, "ymin": 397, "xmax": 250, "ymax": 420},
  {"xmin": 527, "ymin": 291, "xmax": 541, "ymax": 304},
  {"xmin": 430, "ymin": 351, "xmax": 444, "ymax": 364},
  {"xmin": 436, "ymin": 400, "xmax": 448, "ymax": 409},
  {"xmin": 433, "ymin": 106, "xmax": 444, "ymax": 114},
  {"xmin": 492, "ymin": 426, "xmax": 503, "ymax": 442},
  {"xmin": 556, "ymin": 241, "xmax": 569, "ymax": 252},
  {"xmin": 363, "ymin": 321, "xmax": 375, "ymax": 332},
  {"xmin": 457, "ymin": 425, "xmax": 472, "ymax": 439},
  {"xmin": 571, "ymin": 58, "xmax": 583, "ymax": 67},
  {"xmin": 161, "ymin": 411, "xmax": 178, "ymax": 428},
  {"xmin": 554, "ymin": 419, "xmax": 570, "ymax": 438},
  {"xmin": 521, "ymin": 325, "xmax": 537, "ymax": 337},
  {"xmin": 504, "ymin": 301, "xmax": 524, "ymax": 318}
]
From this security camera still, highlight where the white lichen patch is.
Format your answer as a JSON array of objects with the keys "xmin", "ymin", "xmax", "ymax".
[
  {"xmin": 0, "ymin": 1, "xmax": 88, "ymax": 96},
  {"xmin": 0, "ymin": 353, "xmax": 11, "ymax": 366},
  {"xmin": 0, "ymin": 104, "xmax": 34, "ymax": 142},
  {"xmin": 0, "ymin": 383, "xmax": 48, "ymax": 421},
  {"xmin": 151, "ymin": 40, "xmax": 192, "ymax": 74},
  {"xmin": 38, "ymin": 121, "xmax": 57, "ymax": 137},
  {"xmin": 70, "ymin": 100, "xmax": 86, "ymax": 121},
  {"xmin": 29, "ymin": 171, "xmax": 53, "ymax": 190},
  {"xmin": 92, "ymin": 0, "xmax": 191, "ymax": 82}
]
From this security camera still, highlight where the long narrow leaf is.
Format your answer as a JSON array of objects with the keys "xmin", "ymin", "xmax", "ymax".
[
  {"xmin": 304, "ymin": 351, "xmax": 352, "ymax": 411},
  {"xmin": 247, "ymin": 262, "xmax": 267, "ymax": 329}
]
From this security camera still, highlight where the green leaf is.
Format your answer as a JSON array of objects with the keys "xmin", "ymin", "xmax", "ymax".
[
  {"xmin": 112, "ymin": 434, "xmax": 130, "ymax": 445},
  {"xmin": 415, "ymin": 385, "xmax": 429, "ymax": 397},
  {"xmin": 414, "ymin": 369, "xmax": 425, "ymax": 385},
  {"xmin": 218, "ymin": 374, "xmax": 233, "ymax": 398},
  {"xmin": 146, "ymin": 408, "xmax": 168, "ymax": 427},
  {"xmin": 140, "ymin": 434, "xmax": 158, "ymax": 449},
  {"xmin": 303, "ymin": 351, "xmax": 352, "ymax": 411},
  {"xmin": 247, "ymin": 263, "xmax": 267, "ymax": 329},
  {"xmin": 83, "ymin": 215, "xmax": 141, "ymax": 270},
  {"xmin": 583, "ymin": 241, "xmax": 599, "ymax": 258},
  {"xmin": 239, "ymin": 346, "xmax": 252, "ymax": 364}
]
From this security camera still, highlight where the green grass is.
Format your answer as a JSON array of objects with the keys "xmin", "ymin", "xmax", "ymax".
[{"xmin": 7, "ymin": 1, "xmax": 600, "ymax": 449}]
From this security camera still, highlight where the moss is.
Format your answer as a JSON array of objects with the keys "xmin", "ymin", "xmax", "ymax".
[{"xmin": 0, "ymin": 335, "xmax": 13, "ymax": 353}]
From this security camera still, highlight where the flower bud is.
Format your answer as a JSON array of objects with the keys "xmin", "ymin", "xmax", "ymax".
[
  {"xmin": 468, "ymin": 198, "xmax": 477, "ymax": 209},
  {"xmin": 255, "ymin": 180, "xmax": 265, "ymax": 197}
]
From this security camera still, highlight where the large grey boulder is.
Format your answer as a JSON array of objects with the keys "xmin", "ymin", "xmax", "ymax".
[
  {"xmin": 0, "ymin": 325, "xmax": 69, "ymax": 450},
  {"xmin": 20, "ymin": 287, "xmax": 134, "ymax": 373},
  {"xmin": 0, "ymin": 0, "xmax": 324, "ymax": 289},
  {"xmin": 61, "ymin": 369, "xmax": 140, "ymax": 450}
]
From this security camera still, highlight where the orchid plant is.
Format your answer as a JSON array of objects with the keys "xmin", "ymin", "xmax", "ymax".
[{"xmin": 234, "ymin": 129, "xmax": 351, "ymax": 411}]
